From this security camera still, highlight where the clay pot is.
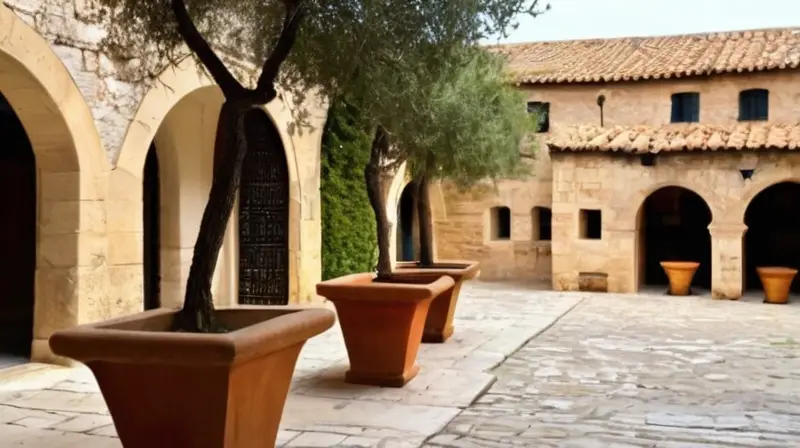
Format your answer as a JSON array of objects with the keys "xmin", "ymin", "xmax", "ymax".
[
  {"xmin": 49, "ymin": 307, "xmax": 335, "ymax": 448},
  {"xmin": 392, "ymin": 260, "xmax": 480, "ymax": 343},
  {"xmin": 757, "ymin": 267, "xmax": 798, "ymax": 304},
  {"xmin": 316, "ymin": 273, "xmax": 455, "ymax": 387},
  {"xmin": 660, "ymin": 261, "xmax": 700, "ymax": 296}
]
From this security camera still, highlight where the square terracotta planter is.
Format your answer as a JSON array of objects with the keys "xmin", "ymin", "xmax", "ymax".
[
  {"xmin": 392, "ymin": 260, "xmax": 480, "ymax": 343},
  {"xmin": 49, "ymin": 306, "xmax": 335, "ymax": 448},
  {"xmin": 316, "ymin": 273, "xmax": 455, "ymax": 387}
]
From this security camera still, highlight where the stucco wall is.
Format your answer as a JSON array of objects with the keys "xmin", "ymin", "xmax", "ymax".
[{"xmin": 434, "ymin": 70, "xmax": 800, "ymax": 282}]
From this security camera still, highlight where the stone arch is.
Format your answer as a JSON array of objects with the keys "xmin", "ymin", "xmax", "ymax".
[
  {"xmin": 732, "ymin": 176, "xmax": 800, "ymax": 224},
  {"xmin": 111, "ymin": 57, "xmax": 303, "ymax": 308},
  {"xmin": 0, "ymin": 5, "xmax": 109, "ymax": 363},
  {"xmin": 634, "ymin": 185, "xmax": 713, "ymax": 293},
  {"xmin": 622, "ymin": 181, "xmax": 717, "ymax": 231},
  {"xmin": 742, "ymin": 180, "xmax": 800, "ymax": 294}
]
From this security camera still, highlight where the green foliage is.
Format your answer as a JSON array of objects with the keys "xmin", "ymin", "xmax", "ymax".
[
  {"xmin": 406, "ymin": 47, "xmax": 538, "ymax": 189},
  {"xmin": 320, "ymin": 100, "xmax": 377, "ymax": 280}
]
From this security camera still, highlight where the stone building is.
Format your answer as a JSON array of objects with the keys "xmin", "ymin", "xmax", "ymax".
[
  {"xmin": 405, "ymin": 27, "xmax": 800, "ymax": 299},
  {"xmin": 0, "ymin": 3, "xmax": 327, "ymax": 365}
]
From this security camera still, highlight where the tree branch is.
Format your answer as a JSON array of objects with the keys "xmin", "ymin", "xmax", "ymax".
[
  {"xmin": 171, "ymin": 0, "xmax": 245, "ymax": 97},
  {"xmin": 255, "ymin": 0, "xmax": 307, "ymax": 94}
]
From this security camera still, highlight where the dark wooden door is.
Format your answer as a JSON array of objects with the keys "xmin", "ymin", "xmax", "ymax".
[
  {"xmin": 0, "ymin": 95, "xmax": 36, "ymax": 357},
  {"xmin": 142, "ymin": 144, "xmax": 161, "ymax": 310},
  {"xmin": 238, "ymin": 110, "xmax": 290, "ymax": 305}
]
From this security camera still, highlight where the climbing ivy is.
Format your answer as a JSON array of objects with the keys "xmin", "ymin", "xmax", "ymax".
[{"xmin": 320, "ymin": 100, "xmax": 378, "ymax": 280}]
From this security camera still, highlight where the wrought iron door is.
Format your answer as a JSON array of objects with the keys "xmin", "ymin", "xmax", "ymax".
[{"xmin": 238, "ymin": 110, "xmax": 290, "ymax": 305}]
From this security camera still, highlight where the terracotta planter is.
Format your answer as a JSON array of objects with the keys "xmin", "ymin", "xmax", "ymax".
[
  {"xmin": 757, "ymin": 267, "xmax": 798, "ymax": 304},
  {"xmin": 316, "ymin": 273, "xmax": 455, "ymax": 387},
  {"xmin": 660, "ymin": 261, "xmax": 700, "ymax": 296},
  {"xmin": 392, "ymin": 260, "xmax": 480, "ymax": 343},
  {"xmin": 49, "ymin": 307, "xmax": 335, "ymax": 448}
]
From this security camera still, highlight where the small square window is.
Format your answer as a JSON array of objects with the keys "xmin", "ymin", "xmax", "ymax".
[
  {"xmin": 580, "ymin": 209, "xmax": 602, "ymax": 240},
  {"xmin": 490, "ymin": 206, "xmax": 511, "ymax": 240},
  {"xmin": 533, "ymin": 207, "xmax": 552, "ymax": 241},
  {"xmin": 670, "ymin": 92, "xmax": 700, "ymax": 123},
  {"xmin": 739, "ymin": 89, "xmax": 769, "ymax": 121},
  {"xmin": 527, "ymin": 101, "xmax": 550, "ymax": 133}
]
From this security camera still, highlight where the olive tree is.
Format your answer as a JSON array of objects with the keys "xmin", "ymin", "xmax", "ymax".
[{"xmin": 96, "ymin": 0, "xmax": 547, "ymax": 331}]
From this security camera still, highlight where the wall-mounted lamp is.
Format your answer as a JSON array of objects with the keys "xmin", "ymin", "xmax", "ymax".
[
  {"xmin": 640, "ymin": 153, "xmax": 656, "ymax": 167},
  {"xmin": 596, "ymin": 94, "xmax": 606, "ymax": 127},
  {"xmin": 740, "ymin": 168, "xmax": 755, "ymax": 180}
]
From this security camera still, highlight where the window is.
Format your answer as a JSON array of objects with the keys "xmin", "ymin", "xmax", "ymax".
[
  {"xmin": 579, "ymin": 209, "xmax": 602, "ymax": 240},
  {"xmin": 533, "ymin": 207, "xmax": 552, "ymax": 241},
  {"xmin": 490, "ymin": 206, "xmax": 511, "ymax": 240},
  {"xmin": 739, "ymin": 89, "xmax": 769, "ymax": 121},
  {"xmin": 670, "ymin": 92, "xmax": 700, "ymax": 123},
  {"xmin": 527, "ymin": 101, "xmax": 550, "ymax": 133}
]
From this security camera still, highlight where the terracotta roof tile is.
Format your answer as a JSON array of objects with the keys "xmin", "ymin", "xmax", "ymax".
[
  {"xmin": 547, "ymin": 123, "xmax": 800, "ymax": 154},
  {"xmin": 489, "ymin": 28, "xmax": 800, "ymax": 84}
]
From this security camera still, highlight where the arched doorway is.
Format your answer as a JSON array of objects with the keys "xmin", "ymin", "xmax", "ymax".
[
  {"xmin": 638, "ymin": 186, "xmax": 712, "ymax": 293},
  {"xmin": 238, "ymin": 109, "xmax": 290, "ymax": 305},
  {"xmin": 744, "ymin": 182, "xmax": 800, "ymax": 294},
  {"xmin": 0, "ymin": 91, "xmax": 36, "ymax": 361},
  {"xmin": 397, "ymin": 183, "xmax": 417, "ymax": 262},
  {"xmin": 142, "ymin": 143, "xmax": 161, "ymax": 310}
]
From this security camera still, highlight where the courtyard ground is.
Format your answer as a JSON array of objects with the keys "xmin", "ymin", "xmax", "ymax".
[{"xmin": 1, "ymin": 283, "xmax": 799, "ymax": 447}]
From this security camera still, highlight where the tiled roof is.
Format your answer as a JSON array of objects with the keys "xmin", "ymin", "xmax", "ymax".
[
  {"xmin": 488, "ymin": 28, "xmax": 800, "ymax": 84},
  {"xmin": 547, "ymin": 123, "xmax": 800, "ymax": 154}
]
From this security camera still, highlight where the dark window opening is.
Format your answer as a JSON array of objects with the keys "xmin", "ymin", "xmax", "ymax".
[
  {"xmin": 491, "ymin": 206, "xmax": 511, "ymax": 240},
  {"xmin": 580, "ymin": 209, "xmax": 602, "ymax": 240},
  {"xmin": 670, "ymin": 92, "xmax": 700, "ymax": 123},
  {"xmin": 739, "ymin": 89, "xmax": 769, "ymax": 121},
  {"xmin": 527, "ymin": 101, "xmax": 550, "ymax": 133},
  {"xmin": 533, "ymin": 207, "xmax": 552, "ymax": 241}
]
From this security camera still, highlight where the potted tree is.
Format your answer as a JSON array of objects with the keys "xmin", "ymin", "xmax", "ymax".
[
  {"xmin": 392, "ymin": 50, "xmax": 535, "ymax": 343},
  {"xmin": 44, "ymin": 0, "xmax": 548, "ymax": 445},
  {"xmin": 317, "ymin": 43, "xmax": 540, "ymax": 387}
]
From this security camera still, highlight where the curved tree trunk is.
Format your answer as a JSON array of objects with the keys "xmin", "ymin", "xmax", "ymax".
[
  {"xmin": 172, "ymin": 101, "xmax": 251, "ymax": 333},
  {"xmin": 416, "ymin": 173, "xmax": 435, "ymax": 267},
  {"xmin": 365, "ymin": 126, "xmax": 393, "ymax": 280}
]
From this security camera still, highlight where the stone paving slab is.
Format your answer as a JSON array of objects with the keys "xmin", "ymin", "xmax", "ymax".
[
  {"xmin": 0, "ymin": 282, "xmax": 583, "ymax": 447},
  {"xmin": 427, "ymin": 292, "xmax": 800, "ymax": 448}
]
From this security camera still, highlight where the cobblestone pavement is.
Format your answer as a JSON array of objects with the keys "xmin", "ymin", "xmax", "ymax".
[
  {"xmin": 426, "ymin": 292, "xmax": 800, "ymax": 448},
  {"xmin": 0, "ymin": 282, "xmax": 583, "ymax": 447}
]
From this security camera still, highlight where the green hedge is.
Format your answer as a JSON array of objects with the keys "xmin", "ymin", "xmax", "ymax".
[{"xmin": 320, "ymin": 101, "xmax": 377, "ymax": 280}]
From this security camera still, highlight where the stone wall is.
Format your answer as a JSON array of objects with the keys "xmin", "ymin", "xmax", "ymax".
[
  {"xmin": 434, "ymin": 70, "xmax": 800, "ymax": 283},
  {"xmin": 551, "ymin": 150, "xmax": 800, "ymax": 299},
  {"xmin": 0, "ymin": 3, "xmax": 327, "ymax": 364}
]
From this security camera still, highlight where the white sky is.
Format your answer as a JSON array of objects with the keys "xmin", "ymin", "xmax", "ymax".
[{"xmin": 492, "ymin": 0, "xmax": 799, "ymax": 43}]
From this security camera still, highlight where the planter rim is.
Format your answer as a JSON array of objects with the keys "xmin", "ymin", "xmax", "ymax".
[
  {"xmin": 660, "ymin": 261, "xmax": 700, "ymax": 269},
  {"xmin": 49, "ymin": 306, "xmax": 335, "ymax": 366},
  {"xmin": 757, "ymin": 266, "xmax": 799, "ymax": 275},
  {"xmin": 393, "ymin": 260, "xmax": 480, "ymax": 280},
  {"xmin": 317, "ymin": 272, "xmax": 455, "ymax": 302}
]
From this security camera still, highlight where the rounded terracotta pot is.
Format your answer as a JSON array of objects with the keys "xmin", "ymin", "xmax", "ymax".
[
  {"xmin": 316, "ymin": 272, "xmax": 455, "ymax": 387},
  {"xmin": 660, "ymin": 261, "xmax": 700, "ymax": 296},
  {"xmin": 392, "ymin": 260, "xmax": 480, "ymax": 343},
  {"xmin": 757, "ymin": 266, "xmax": 798, "ymax": 304},
  {"xmin": 49, "ymin": 307, "xmax": 335, "ymax": 448}
]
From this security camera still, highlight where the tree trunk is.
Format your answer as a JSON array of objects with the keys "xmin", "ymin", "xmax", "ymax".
[
  {"xmin": 172, "ymin": 100, "xmax": 251, "ymax": 333},
  {"xmin": 416, "ymin": 173, "xmax": 435, "ymax": 267},
  {"xmin": 365, "ymin": 126, "xmax": 393, "ymax": 280}
]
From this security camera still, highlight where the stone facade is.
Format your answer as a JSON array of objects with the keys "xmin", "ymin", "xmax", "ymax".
[
  {"xmin": 0, "ymin": 2, "xmax": 327, "ymax": 364},
  {"xmin": 427, "ymin": 64, "xmax": 800, "ymax": 296}
]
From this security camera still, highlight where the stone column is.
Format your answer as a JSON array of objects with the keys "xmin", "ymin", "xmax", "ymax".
[{"xmin": 708, "ymin": 223, "xmax": 747, "ymax": 300}]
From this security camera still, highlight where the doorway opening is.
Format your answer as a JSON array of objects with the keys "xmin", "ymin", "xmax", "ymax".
[
  {"xmin": 638, "ymin": 186, "xmax": 712, "ymax": 293},
  {"xmin": 0, "ymin": 91, "xmax": 36, "ymax": 362},
  {"xmin": 397, "ymin": 183, "xmax": 417, "ymax": 262},
  {"xmin": 143, "ymin": 143, "xmax": 161, "ymax": 310},
  {"xmin": 238, "ymin": 109, "xmax": 290, "ymax": 305},
  {"xmin": 744, "ymin": 182, "xmax": 800, "ymax": 293}
]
